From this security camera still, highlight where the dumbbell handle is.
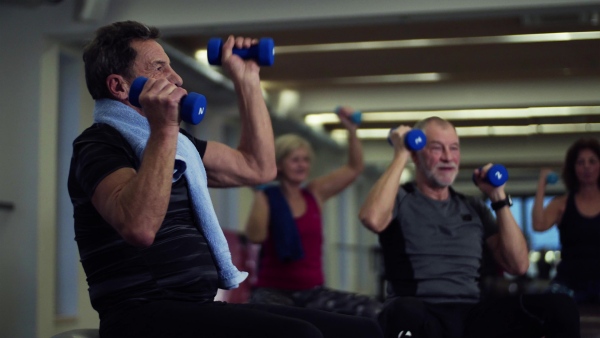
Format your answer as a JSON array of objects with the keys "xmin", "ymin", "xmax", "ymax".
[
  {"xmin": 473, "ymin": 164, "xmax": 509, "ymax": 187},
  {"xmin": 335, "ymin": 106, "xmax": 361, "ymax": 125},
  {"xmin": 128, "ymin": 77, "xmax": 207, "ymax": 125},
  {"xmin": 207, "ymin": 37, "xmax": 275, "ymax": 66},
  {"xmin": 387, "ymin": 128, "xmax": 427, "ymax": 151}
]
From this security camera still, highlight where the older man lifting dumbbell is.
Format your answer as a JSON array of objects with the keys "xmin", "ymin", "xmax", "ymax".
[
  {"xmin": 360, "ymin": 116, "xmax": 579, "ymax": 338},
  {"xmin": 68, "ymin": 20, "xmax": 385, "ymax": 338}
]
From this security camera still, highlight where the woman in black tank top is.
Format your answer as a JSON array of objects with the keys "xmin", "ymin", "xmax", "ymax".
[{"xmin": 532, "ymin": 137, "xmax": 600, "ymax": 304}]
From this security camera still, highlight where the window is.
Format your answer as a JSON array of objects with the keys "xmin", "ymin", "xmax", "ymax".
[
  {"xmin": 485, "ymin": 195, "xmax": 561, "ymax": 251},
  {"xmin": 524, "ymin": 196, "xmax": 561, "ymax": 251}
]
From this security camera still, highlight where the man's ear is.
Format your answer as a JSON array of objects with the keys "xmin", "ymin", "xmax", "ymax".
[
  {"xmin": 106, "ymin": 74, "xmax": 129, "ymax": 101},
  {"xmin": 411, "ymin": 151, "xmax": 419, "ymax": 165}
]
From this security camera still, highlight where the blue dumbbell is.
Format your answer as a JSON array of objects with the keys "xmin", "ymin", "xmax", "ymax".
[
  {"xmin": 546, "ymin": 172, "xmax": 559, "ymax": 185},
  {"xmin": 128, "ymin": 77, "xmax": 207, "ymax": 125},
  {"xmin": 335, "ymin": 106, "xmax": 361, "ymax": 125},
  {"xmin": 473, "ymin": 164, "xmax": 509, "ymax": 187},
  {"xmin": 207, "ymin": 37, "xmax": 275, "ymax": 66},
  {"xmin": 387, "ymin": 128, "xmax": 427, "ymax": 151}
]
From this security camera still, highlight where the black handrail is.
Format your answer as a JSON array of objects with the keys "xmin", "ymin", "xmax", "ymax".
[{"xmin": 0, "ymin": 201, "xmax": 14, "ymax": 210}]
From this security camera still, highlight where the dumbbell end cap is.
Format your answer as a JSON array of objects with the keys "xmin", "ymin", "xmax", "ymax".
[
  {"xmin": 207, "ymin": 38, "xmax": 223, "ymax": 65},
  {"xmin": 258, "ymin": 38, "xmax": 275, "ymax": 66},
  {"xmin": 404, "ymin": 129, "xmax": 427, "ymax": 151},
  {"xmin": 350, "ymin": 112, "xmax": 362, "ymax": 125},
  {"xmin": 180, "ymin": 93, "xmax": 207, "ymax": 125},
  {"xmin": 334, "ymin": 106, "xmax": 361, "ymax": 125},
  {"xmin": 406, "ymin": 138, "xmax": 426, "ymax": 151},
  {"xmin": 129, "ymin": 77, "xmax": 148, "ymax": 108},
  {"xmin": 547, "ymin": 172, "xmax": 559, "ymax": 184},
  {"xmin": 387, "ymin": 127, "xmax": 397, "ymax": 147},
  {"xmin": 487, "ymin": 164, "xmax": 509, "ymax": 187}
]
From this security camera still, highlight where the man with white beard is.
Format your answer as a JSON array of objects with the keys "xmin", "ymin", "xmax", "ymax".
[{"xmin": 359, "ymin": 116, "xmax": 580, "ymax": 338}]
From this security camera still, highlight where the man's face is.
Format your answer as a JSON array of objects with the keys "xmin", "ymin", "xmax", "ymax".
[
  {"xmin": 130, "ymin": 39, "xmax": 183, "ymax": 86},
  {"xmin": 415, "ymin": 123, "xmax": 460, "ymax": 188}
]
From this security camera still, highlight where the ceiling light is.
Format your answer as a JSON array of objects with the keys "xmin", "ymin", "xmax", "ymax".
[
  {"xmin": 261, "ymin": 72, "xmax": 445, "ymax": 87},
  {"xmin": 274, "ymin": 89, "xmax": 300, "ymax": 117},
  {"xmin": 275, "ymin": 31, "xmax": 600, "ymax": 54},
  {"xmin": 305, "ymin": 106, "xmax": 600, "ymax": 126},
  {"xmin": 329, "ymin": 122, "xmax": 600, "ymax": 142},
  {"xmin": 330, "ymin": 73, "xmax": 446, "ymax": 84}
]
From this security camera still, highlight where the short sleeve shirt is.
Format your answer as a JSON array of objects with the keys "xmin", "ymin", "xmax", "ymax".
[
  {"xmin": 379, "ymin": 183, "xmax": 498, "ymax": 303},
  {"xmin": 68, "ymin": 123, "xmax": 218, "ymax": 314}
]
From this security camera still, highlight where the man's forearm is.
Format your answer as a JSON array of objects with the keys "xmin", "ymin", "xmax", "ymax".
[
  {"xmin": 495, "ymin": 210, "xmax": 529, "ymax": 275},
  {"xmin": 347, "ymin": 129, "xmax": 364, "ymax": 172}
]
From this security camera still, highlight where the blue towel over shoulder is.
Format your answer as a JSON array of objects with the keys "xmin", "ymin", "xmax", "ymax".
[
  {"xmin": 93, "ymin": 99, "xmax": 247, "ymax": 289},
  {"xmin": 262, "ymin": 185, "xmax": 304, "ymax": 262}
]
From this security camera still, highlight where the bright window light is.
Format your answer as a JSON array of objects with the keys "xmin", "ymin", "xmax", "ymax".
[{"xmin": 194, "ymin": 49, "xmax": 209, "ymax": 66}]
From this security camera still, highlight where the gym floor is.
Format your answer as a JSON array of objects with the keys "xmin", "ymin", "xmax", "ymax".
[
  {"xmin": 483, "ymin": 277, "xmax": 600, "ymax": 338},
  {"xmin": 580, "ymin": 304, "xmax": 600, "ymax": 338}
]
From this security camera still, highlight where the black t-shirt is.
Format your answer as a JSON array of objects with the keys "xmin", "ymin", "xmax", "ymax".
[{"xmin": 68, "ymin": 123, "xmax": 218, "ymax": 315}]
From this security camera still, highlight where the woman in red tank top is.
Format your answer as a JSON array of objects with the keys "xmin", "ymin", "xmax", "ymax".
[{"xmin": 245, "ymin": 106, "xmax": 382, "ymax": 317}]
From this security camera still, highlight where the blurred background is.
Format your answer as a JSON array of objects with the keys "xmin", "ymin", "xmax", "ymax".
[{"xmin": 1, "ymin": 0, "xmax": 599, "ymax": 337}]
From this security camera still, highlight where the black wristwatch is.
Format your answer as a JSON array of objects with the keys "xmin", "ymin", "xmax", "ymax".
[{"xmin": 491, "ymin": 194, "xmax": 512, "ymax": 211}]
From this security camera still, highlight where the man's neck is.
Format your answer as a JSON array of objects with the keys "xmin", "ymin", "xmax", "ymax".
[{"xmin": 415, "ymin": 180, "xmax": 450, "ymax": 201}]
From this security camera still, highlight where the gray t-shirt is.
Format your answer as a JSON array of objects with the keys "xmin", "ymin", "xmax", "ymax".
[{"xmin": 379, "ymin": 183, "xmax": 498, "ymax": 303}]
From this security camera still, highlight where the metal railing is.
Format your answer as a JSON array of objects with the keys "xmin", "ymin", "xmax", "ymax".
[{"xmin": 0, "ymin": 201, "xmax": 14, "ymax": 210}]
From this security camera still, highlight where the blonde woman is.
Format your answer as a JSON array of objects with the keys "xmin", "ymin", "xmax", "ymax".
[{"xmin": 245, "ymin": 106, "xmax": 382, "ymax": 318}]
